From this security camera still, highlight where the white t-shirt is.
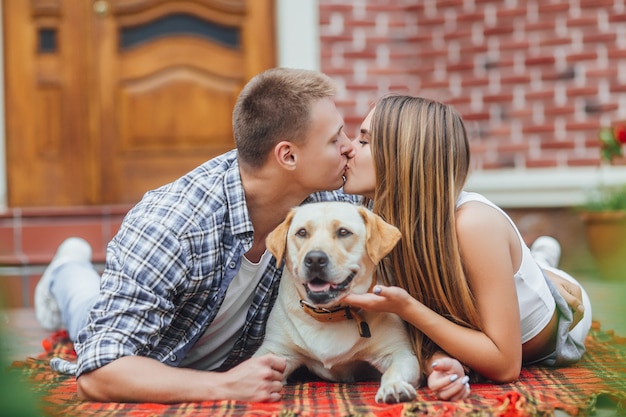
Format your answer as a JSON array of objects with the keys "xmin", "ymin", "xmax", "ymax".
[{"xmin": 180, "ymin": 250, "xmax": 272, "ymax": 370}]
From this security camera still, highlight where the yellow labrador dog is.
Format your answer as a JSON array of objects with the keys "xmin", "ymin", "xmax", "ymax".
[{"xmin": 255, "ymin": 202, "xmax": 420, "ymax": 403}]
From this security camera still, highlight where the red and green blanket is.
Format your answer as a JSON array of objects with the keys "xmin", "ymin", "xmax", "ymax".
[{"xmin": 8, "ymin": 322, "xmax": 626, "ymax": 416}]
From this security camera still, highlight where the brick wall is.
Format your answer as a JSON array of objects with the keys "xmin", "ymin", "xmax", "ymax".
[{"xmin": 318, "ymin": 0, "xmax": 626, "ymax": 172}]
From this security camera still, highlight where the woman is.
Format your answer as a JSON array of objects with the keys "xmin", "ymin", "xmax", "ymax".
[{"xmin": 343, "ymin": 96, "xmax": 592, "ymax": 401}]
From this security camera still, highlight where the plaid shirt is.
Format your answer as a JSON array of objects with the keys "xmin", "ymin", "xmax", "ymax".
[{"xmin": 74, "ymin": 150, "xmax": 358, "ymax": 377}]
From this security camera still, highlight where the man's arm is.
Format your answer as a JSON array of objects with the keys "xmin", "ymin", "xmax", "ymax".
[{"xmin": 77, "ymin": 354, "xmax": 287, "ymax": 403}]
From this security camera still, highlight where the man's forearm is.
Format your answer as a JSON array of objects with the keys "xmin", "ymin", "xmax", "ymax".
[
  {"xmin": 76, "ymin": 353, "xmax": 286, "ymax": 403},
  {"xmin": 77, "ymin": 356, "xmax": 216, "ymax": 403}
]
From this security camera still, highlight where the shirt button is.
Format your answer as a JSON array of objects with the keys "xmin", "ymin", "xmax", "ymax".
[
  {"xmin": 169, "ymin": 353, "xmax": 177, "ymax": 361},
  {"xmin": 229, "ymin": 261, "xmax": 236, "ymax": 269}
]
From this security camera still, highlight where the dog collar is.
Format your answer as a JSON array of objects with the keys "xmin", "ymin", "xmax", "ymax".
[{"xmin": 299, "ymin": 300, "xmax": 371, "ymax": 338}]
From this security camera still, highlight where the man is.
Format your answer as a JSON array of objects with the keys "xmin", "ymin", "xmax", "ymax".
[{"xmin": 34, "ymin": 68, "xmax": 357, "ymax": 403}]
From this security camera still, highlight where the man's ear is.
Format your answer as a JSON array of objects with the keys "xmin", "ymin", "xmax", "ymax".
[
  {"xmin": 274, "ymin": 141, "xmax": 297, "ymax": 170},
  {"xmin": 266, "ymin": 209, "xmax": 296, "ymax": 267}
]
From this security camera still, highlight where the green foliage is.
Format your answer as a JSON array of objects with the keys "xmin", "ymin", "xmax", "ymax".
[
  {"xmin": 0, "ymin": 306, "xmax": 44, "ymax": 417},
  {"xmin": 583, "ymin": 183, "xmax": 626, "ymax": 212}
]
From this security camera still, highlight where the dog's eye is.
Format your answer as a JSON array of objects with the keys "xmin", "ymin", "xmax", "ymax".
[
  {"xmin": 296, "ymin": 228, "xmax": 308, "ymax": 238},
  {"xmin": 336, "ymin": 228, "xmax": 352, "ymax": 238}
]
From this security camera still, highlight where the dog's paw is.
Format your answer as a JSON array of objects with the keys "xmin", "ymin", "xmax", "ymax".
[{"xmin": 375, "ymin": 380, "xmax": 417, "ymax": 403}]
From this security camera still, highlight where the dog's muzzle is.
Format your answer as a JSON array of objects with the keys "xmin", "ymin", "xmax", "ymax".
[{"xmin": 303, "ymin": 250, "xmax": 357, "ymax": 305}]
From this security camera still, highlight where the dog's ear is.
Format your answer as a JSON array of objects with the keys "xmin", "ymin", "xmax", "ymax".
[
  {"xmin": 358, "ymin": 206, "xmax": 402, "ymax": 264},
  {"xmin": 266, "ymin": 209, "xmax": 296, "ymax": 267}
]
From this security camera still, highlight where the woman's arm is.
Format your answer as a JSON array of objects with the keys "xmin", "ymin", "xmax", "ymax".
[{"xmin": 345, "ymin": 203, "xmax": 523, "ymax": 382}]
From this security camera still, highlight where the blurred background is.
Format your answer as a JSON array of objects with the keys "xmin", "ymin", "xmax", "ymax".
[{"xmin": 0, "ymin": 0, "xmax": 625, "ymax": 344}]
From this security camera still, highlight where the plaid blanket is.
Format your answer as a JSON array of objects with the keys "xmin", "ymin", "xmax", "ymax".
[{"xmin": 8, "ymin": 322, "xmax": 626, "ymax": 417}]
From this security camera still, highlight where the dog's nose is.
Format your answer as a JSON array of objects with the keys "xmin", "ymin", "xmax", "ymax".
[{"xmin": 304, "ymin": 251, "xmax": 328, "ymax": 270}]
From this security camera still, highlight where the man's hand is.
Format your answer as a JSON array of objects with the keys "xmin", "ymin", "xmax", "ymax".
[{"xmin": 219, "ymin": 354, "xmax": 287, "ymax": 402}]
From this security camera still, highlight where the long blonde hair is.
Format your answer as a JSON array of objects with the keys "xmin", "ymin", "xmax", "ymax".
[{"xmin": 370, "ymin": 95, "xmax": 482, "ymax": 374}]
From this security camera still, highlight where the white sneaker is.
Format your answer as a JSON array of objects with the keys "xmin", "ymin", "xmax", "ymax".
[
  {"xmin": 34, "ymin": 237, "xmax": 92, "ymax": 331},
  {"xmin": 530, "ymin": 236, "xmax": 561, "ymax": 268}
]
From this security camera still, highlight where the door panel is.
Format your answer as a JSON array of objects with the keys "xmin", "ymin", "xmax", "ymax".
[{"xmin": 3, "ymin": 0, "xmax": 275, "ymax": 207}]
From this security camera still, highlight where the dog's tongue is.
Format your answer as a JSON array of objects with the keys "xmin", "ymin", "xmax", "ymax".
[{"xmin": 307, "ymin": 279, "xmax": 332, "ymax": 292}]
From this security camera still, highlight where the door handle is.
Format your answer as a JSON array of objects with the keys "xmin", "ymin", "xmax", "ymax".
[{"xmin": 93, "ymin": 0, "xmax": 109, "ymax": 17}]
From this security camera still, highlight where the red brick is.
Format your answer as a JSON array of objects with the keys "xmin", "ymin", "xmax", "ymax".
[
  {"xmin": 0, "ymin": 222, "xmax": 15, "ymax": 256},
  {"xmin": 566, "ymin": 51, "xmax": 598, "ymax": 63},
  {"xmin": 484, "ymin": 26, "xmax": 514, "ymax": 37},
  {"xmin": 586, "ymin": 67, "xmax": 619, "ymax": 79},
  {"xmin": 484, "ymin": 93, "xmax": 514, "ymax": 104},
  {"xmin": 544, "ymin": 105, "xmax": 576, "ymax": 116},
  {"xmin": 608, "ymin": 12, "xmax": 626, "ymax": 23},
  {"xmin": 365, "ymin": 4, "xmax": 411, "ymax": 12},
  {"xmin": 580, "ymin": 0, "xmax": 615, "ymax": 8},
  {"xmin": 464, "ymin": 112, "xmax": 491, "ymax": 121},
  {"xmin": 461, "ymin": 77, "xmax": 489, "ymax": 88},
  {"xmin": 457, "ymin": 11, "xmax": 484, "ymax": 24},
  {"xmin": 496, "ymin": 142, "xmax": 530, "ymax": 153},
  {"xmin": 567, "ymin": 16, "xmax": 599, "ymax": 28},
  {"xmin": 499, "ymin": 39, "xmax": 531, "ymax": 51},
  {"xmin": 526, "ymin": 159, "xmax": 559, "ymax": 168},
  {"xmin": 522, "ymin": 124, "xmax": 555, "ymax": 135},
  {"xmin": 539, "ymin": 36, "xmax": 573, "ymax": 48},
  {"xmin": 542, "ymin": 68, "xmax": 576, "ymax": 81},
  {"xmin": 319, "ymin": 34, "xmax": 353, "ymax": 43},
  {"xmin": 583, "ymin": 32, "xmax": 617, "ymax": 44},
  {"xmin": 415, "ymin": 16, "xmax": 446, "ymax": 27},
  {"xmin": 540, "ymin": 140, "xmax": 576, "ymax": 150},
  {"xmin": 447, "ymin": 62, "xmax": 474, "ymax": 72},
  {"xmin": 538, "ymin": 3, "xmax": 570, "ymax": 14},
  {"xmin": 568, "ymin": 158, "xmax": 603, "ymax": 167},
  {"xmin": 525, "ymin": 21, "xmax": 555, "ymax": 32},
  {"xmin": 320, "ymin": 3, "xmax": 353, "ymax": 13},
  {"xmin": 608, "ymin": 49, "xmax": 626, "ymax": 59},
  {"xmin": 525, "ymin": 55, "xmax": 556, "ymax": 66},
  {"xmin": 526, "ymin": 90, "xmax": 554, "ymax": 101},
  {"xmin": 610, "ymin": 83, "xmax": 626, "ymax": 93},
  {"xmin": 566, "ymin": 121, "xmax": 601, "ymax": 132},
  {"xmin": 483, "ymin": 159, "xmax": 517, "ymax": 169},
  {"xmin": 443, "ymin": 29, "xmax": 474, "ymax": 41},
  {"xmin": 501, "ymin": 74, "xmax": 532, "ymax": 85},
  {"xmin": 344, "ymin": 83, "xmax": 378, "ymax": 92},
  {"xmin": 566, "ymin": 86, "xmax": 598, "ymax": 97}
]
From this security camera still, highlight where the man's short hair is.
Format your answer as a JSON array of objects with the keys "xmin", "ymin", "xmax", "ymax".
[{"xmin": 233, "ymin": 67, "xmax": 337, "ymax": 168}]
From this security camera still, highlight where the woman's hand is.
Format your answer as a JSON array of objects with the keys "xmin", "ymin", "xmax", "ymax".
[
  {"xmin": 546, "ymin": 272, "xmax": 585, "ymax": 330},
  {"xmin": 342, "ymin": 285, "xmax": 410, "ymax": 316},
  {"xmin": 427, "ymin": 356, "xmax": 471, "ymax": 401}
]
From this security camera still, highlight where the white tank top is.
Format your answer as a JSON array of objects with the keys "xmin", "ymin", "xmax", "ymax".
[{"xmin": 456, "ymin": 191, "xmax": 556, "ymax": 343}]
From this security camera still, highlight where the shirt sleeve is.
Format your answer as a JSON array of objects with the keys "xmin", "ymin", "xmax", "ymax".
[{"xmin": 74, "ymin": 217, "xmax": 189, "ymax": 377}]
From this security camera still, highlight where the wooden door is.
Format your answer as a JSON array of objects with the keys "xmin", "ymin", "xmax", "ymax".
[{"xmin": 3, "ymin": 0, "xmax": 275, "ymax": 207}]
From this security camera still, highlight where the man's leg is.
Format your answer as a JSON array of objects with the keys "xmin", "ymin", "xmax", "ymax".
[{"xmin": 35, "ymin": 237, "xmax": 100, "ymax": 340}]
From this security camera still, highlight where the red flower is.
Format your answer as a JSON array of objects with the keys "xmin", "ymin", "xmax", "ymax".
[{"xmin": 614, "ymin": 124, "xmax": 626, "ymax": 144}]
